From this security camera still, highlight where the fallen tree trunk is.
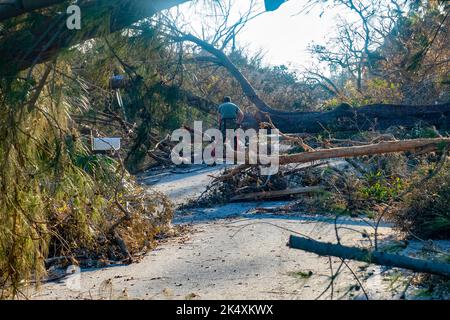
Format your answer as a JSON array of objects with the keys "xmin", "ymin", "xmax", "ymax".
[
  {"xmin": 289, "ymin": 235, "xmax": 450, "ymax": 277},
  {"xmin": 278, "ymin": 138, "xmax": 450, "ymax": 166},
  {"xmin": 177, "ymin": 33, "xmax": 450, "ymax": 133},
  {"xmin": 175, "ymin": 33, "xmax": 278, "ymax": 114},
  {"xmin": 230, "ymin": 186, "xmax": 323, "ymax": 202},
  {"xmin": 262, "ymin": 102, "xmax": 450, "ymax": 133},
  {"xmin": 1, "ymin": 0, "xmax": 288, "ymax": 75}
]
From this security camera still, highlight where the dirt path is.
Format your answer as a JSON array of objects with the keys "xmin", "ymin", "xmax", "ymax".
[{"xmin": 32, "ymin": 165, "xmax": 403, "ymax": 300}]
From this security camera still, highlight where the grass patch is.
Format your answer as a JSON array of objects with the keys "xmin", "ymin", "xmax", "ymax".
[{"xmin": 287, "ymin": 270, "xmax": 313, "ymax": 279}]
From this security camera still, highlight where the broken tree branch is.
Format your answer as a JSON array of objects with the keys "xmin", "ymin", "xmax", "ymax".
[
  {"xmin": 278, "ymin": 138, "xmax": 450, "ymax": 166},
  {"xmin": 172, "ymin": 32, "xmax": 449, "ymax": 133},
  {"xmin": 0, "ymin": 0, "xmax": 190, "ymax": 75},
  {"xmin": 172, "ymin": 32, "xmax": 277, "ymax": 113},
  {"xmin": 230, "ymin": 186, "xmax": 323, "ymax": 202},
  {"xmin": 289, "ymin": 235, "xmax": 450, "ymax": 277}
]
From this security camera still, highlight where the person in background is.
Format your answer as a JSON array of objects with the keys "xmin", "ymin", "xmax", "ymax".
[
  {"xmin": 216, "ymin": 96, "xmax": 244, "ymax": 156},
  {"xmin": 218, "ymin": 96, "xmax": 244, "ymax": 143}
]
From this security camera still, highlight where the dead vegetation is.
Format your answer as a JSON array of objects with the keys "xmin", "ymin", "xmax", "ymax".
[
  {"xmin": 1, "ymin": 0, "xmax": 449, "ymax": 301},
  {"xmin": 394, "ymin": 163, "xmax": 450, "ymax": 240},
  {"xmin": 186, "ymin": 129, "xmax": 450, "ymax": 241},
  {"xmin": 180, "ymin": 128, "xmax": 450, "ymax": 293},
  {"xmin": 0, "ymin": 65, "xmax": 175, "ymax": 299}
]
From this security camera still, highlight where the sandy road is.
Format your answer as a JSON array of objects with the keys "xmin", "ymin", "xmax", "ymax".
[{"xmin": 32, "ymin": 165, "xmax": 399, "ymax": 300}]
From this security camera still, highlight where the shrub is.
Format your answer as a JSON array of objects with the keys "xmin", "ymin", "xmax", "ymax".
[{"xmin": 393, "ymin": 164, "xmax": 450, "ymax": 239}]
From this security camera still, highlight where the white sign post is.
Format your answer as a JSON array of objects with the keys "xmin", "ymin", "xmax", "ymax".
[{"xmin": 92, "ymin": 137, "xmax": 121, "ymax": 151}]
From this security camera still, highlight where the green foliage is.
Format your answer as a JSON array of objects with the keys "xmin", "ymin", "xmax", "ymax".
[
  {"xmin": 360, "ymin": 171, "xmax": 404, "ymax": 202},
  {"xmin": 0, "ymin": 63, "xmax": 173, "ymax": 298},
  {"xmin": 337, "ymin": 78, "xmax": 404, "ymax": 106},
  {"xmin": 312, "ymin": 0, "xmax": 449, "ymax": 107},
  {"xmin": 410, "ymin": 125, "xmax": 441, "ymax": 139},
  {"xmin": 287, "ymin": 270, "xmax": 313, "ymax": 279}
]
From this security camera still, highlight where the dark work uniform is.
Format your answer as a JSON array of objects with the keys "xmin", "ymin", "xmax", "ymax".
[
  {"xmin": 218, "ymin": 102, "xmax": 241, "ymax": 138},
  {"xmin": 218, "ymin": 102, "xmax": 242, "ymax": 153}
]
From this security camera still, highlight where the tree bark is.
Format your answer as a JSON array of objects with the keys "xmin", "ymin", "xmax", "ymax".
[
  {"xmin": 264, "ymin": 102, "xmax": 450, "ymax": 133},
  {"xmin": 289, "ymin": 235, "xmax": 450, "ymax": 277},
  {"xmin": 278, "ymin": 138, "xmax": 450, "ymax": 165}
]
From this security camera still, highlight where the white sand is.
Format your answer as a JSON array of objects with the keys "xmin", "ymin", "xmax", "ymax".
[{"xmin": 31, "ymin": 164, "xmax": 422, "ymax": 300}]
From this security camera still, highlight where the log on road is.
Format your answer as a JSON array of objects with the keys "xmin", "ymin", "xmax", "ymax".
[
  {"xmin": 278, "ymin": 138, "xmax": 450, "ymax": 166},
  {"xmin": 289, "ymin": 235, "xmax": 450, "ymax": 277},
  {"xmin": 230, "ymin": 186, "xmax": 323, "ymax": 202}
]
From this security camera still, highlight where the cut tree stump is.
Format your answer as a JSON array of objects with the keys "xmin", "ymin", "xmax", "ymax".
[
  {"xmin": 230, "ymin": 186, "xmax": 323, "ymax": 202},
  {"xmin": 289, "ymin": 235, "xmax": 450, "ymax": 278}
]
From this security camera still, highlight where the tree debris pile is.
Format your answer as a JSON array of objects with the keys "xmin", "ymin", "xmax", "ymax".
[
  {"xmin": 0, "ymin": 65, "xmax": 175, "ymax": 298},
  {"xmin": 186, "ymin": 165, "xmax": 290, "ymax": 207},
  {"xmin": 47, "ymin": 179, "xmax": 174, "ymax": 268},
  {"xmin": 187, "ymin": 139, "xmax": 450, "ymax": 239},
  {"xmin": 185, "ymin": 159, "xmax": 361, "ymax": 213}
]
